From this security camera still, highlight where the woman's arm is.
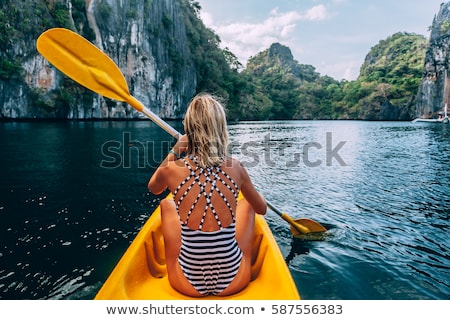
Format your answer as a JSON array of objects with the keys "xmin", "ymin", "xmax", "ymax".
[
  {"xmin": 238, "ymin": 161, "xmax": 267, "ymax": 215},
  {"xmin": 148, "ymin": 135, "xmax": 188, "ymax": 194},
  {"xmin": 147, "ymin": 155, "xmax": 172, "ymax": 195}
]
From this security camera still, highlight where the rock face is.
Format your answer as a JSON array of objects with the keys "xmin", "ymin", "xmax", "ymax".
[
  {"xmin": 415, "ymin": 2, "xmax": 450, "ymax": 118},
  {"xmin": 0, "ymin": 0, "xmax": 197, "ymax": 119}
]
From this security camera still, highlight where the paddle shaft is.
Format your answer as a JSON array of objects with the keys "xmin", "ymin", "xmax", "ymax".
[{"xmin": 126, "ymin": 96, "xmax": 180, "ymax": 139}]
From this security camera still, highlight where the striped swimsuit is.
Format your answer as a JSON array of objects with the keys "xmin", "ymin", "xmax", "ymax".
[{"xmin": 173, "ymin": 157, "xmax": 242, "ymax": 296}]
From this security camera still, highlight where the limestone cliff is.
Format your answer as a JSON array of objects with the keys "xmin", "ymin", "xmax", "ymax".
[
  {"xmin": 0, "ymin": 0, "xmax": 197, "ymax": 119},
  {"xmin": 415, "ymin": 2, "xmax": 450, "ymax": 118}
]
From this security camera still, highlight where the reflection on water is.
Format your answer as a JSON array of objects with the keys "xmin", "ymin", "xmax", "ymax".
[
  {"xmin": 285, "ymin": 238, "xmax": 311, "ymax": 265},
  {"xmin": 0, "ymin": 120, "xmax": 449, "ymax": 299}
]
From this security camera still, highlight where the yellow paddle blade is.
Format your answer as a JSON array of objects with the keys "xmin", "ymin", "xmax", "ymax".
[
  {"xmin": 36, "ymin": 28, "xmax": 143, "ymax": 111},
  {"xmin": 280, "ymin": 212, "xmax": 327, "ymax": 234},
  {"xmin": 267, "ymin": 200, "xmax": 326, "ymax": 236},
  {"xmin": 289, "ymin": 218, "xmax": 327, "ymax": 239}
]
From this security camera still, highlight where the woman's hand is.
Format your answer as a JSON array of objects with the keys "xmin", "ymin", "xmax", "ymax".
[{"xmin": 172, "ymin": 134, "xmax": 188, "ymax": 155}]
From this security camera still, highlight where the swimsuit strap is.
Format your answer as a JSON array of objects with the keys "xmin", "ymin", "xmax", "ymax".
[{"xmin": 173, "ymin": 156, "xmax": 239, "ymax": 230}]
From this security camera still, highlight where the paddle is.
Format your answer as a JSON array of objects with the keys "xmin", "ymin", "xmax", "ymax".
[
  {"xmin": 266, "ymin": 201, "xmax": 326, "ymax": 235},
  {"xmin": 36, "ymin": 28, "xmax": 326, "ymax": 235}
]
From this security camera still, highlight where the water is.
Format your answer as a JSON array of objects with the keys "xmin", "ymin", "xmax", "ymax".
[{"xmin": 0, "ymin": 120, "xmax": 449, "ymax": 300}]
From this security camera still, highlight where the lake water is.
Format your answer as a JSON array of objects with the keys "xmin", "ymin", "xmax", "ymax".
[{"xmin": 0, "ymin": 120, "xmax": 449, "ymax": 299}]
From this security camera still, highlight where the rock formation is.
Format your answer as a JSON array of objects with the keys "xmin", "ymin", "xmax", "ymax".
[
  {"xmin": 415, "ymin": 2, "xmax": 450, "ymax": 118},
  {"xmin": 0, "ymin": 0, "xmax": 197, "ymax": 119}
]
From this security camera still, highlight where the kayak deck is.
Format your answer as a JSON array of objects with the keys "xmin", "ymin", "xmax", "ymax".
[{"xmin": 95, "ymin": 195, "xmax": 300, "ymax": 300}]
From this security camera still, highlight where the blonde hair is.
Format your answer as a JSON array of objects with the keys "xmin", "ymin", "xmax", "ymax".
[{"xmin": 184, "ymin": 93, "xmax": 229, "ymax": 168}]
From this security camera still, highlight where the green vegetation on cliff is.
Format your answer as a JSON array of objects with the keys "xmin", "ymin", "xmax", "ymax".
[
  {"xmin": 348, "ymin": 32, "xmax": 427, "ymax": 120},
  {"xmin": 182, "ymin": 0, "xmax": 248, "ymax": 118},
  {"xmin": 230, "ymin": 33, "xmax": 427, "ymax": 121}
]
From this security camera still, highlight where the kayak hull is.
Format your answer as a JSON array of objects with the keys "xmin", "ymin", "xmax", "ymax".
[{"xmin": 95, "ymin": 195, "xmax": 300, "ymax": 300}]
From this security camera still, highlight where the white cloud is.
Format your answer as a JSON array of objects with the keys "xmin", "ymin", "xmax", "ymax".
[
  {"xmin": 303, "ymin": 5, "xmax": 328, "ymax": 21},
  {"xmin": 324, "ymin": 62, "xmax": 360, "ymax": 81},
  {"xmin": 200, "ymin": 11, "xmax": 214, "ymax": 26},
  {"xmin": 201, "ymin": 5, "xmax": 330, "ymax": 65}
]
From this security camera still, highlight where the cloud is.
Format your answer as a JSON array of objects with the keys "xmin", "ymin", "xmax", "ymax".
[
  {"xmin": 200, "ymin": 11, "xmax": 214, "ymax": 26},
  {"xmin": 303, "ymin": 5, "xmax": 328, "ymax": 21},
  {"xmin": 201, "ymin": 5, "xmax": 330, "ymax": 64},
  {"xmin": 321, "ymin": 59, "xmax": 361, "ymax": 81}
]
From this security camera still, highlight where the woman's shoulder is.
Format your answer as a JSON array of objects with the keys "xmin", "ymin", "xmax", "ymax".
[
  {"xmin": 223, "ymin": 156, "xmax": 243, "ymax": 168},
  {"xmin": 222, "ymin": 157, "xmax": 248, "ymax": 178},
  {"xmin": 161, "ymin": 157, "xmax": 189, "ymax": 177}
]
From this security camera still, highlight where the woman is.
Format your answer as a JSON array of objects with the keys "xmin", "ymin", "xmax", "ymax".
[{"xmin": 148, "ymin": 93, "xmax": 266, "ymax": 297}]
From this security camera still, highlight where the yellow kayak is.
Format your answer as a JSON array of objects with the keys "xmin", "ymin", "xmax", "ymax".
[{"xmin": 95, "ymin": 194, "xmax": 300, "ymax": 300}]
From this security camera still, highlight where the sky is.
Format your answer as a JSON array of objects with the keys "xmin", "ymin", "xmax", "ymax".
[{"xmin": 197, "ymin": 0, "xmax": 446, "ymax": 81}]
